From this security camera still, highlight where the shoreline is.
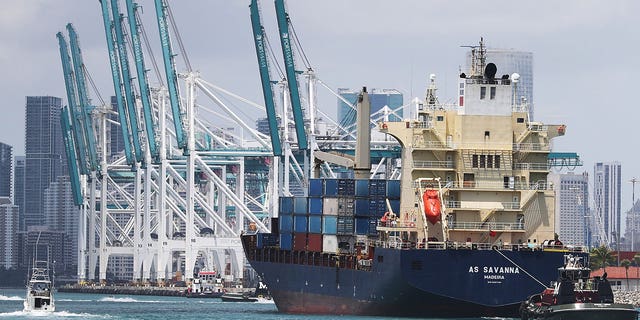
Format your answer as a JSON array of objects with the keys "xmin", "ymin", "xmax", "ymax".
[{"xmin": 57, "ymin": 284, "xmax": 186, "ymax": 297}]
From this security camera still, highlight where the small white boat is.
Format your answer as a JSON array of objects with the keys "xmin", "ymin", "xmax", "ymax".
[{"xmin": 23, "ymin": 260, "xmax": 55, "ymax": 312}]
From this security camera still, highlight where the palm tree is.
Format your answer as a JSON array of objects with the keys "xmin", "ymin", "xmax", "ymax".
[
  {"xmin": 589, "ymin": 245, "xmax": 616, "ymax": 271},
  {"xmin": 621, "ymin": 259, "xmax": 632, "ymax": 290}
]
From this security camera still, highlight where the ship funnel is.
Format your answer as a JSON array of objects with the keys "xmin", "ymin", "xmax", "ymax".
[{"xmin": 354, "ymin": 87, "xmax": 371, "ymax": 179}]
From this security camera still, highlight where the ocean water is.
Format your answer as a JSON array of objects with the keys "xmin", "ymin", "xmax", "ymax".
[{"xmin": 0, "ymin": 288, "xmax": 513, "ymax": 320}]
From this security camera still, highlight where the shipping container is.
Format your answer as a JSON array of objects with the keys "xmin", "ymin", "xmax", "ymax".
[
  {"xmin": 294, "ymin": 216, "xmax": 308, "ymax": 233},
  {"xmin": 270, "ymin": 217, "xmax": 279, "ymax": 235},
  {"xmin": 294, "ymin": 197, "xmax": 308, "ymax": 215},
  {"xmin": 324, "ymin": 179, "xmax": 338, "ymax": 196},
  {"xmin": 386, "ymin": 180, "xmax": 401, "ymax": 199},
  {"xmin": 355, "ymin": 179, "xmax": 369, "ymax": 197},
  {"xmin": 279, "ymin": 233, "xmax": 293, "ymax": 250},
  {"xmin": 309, "ymin": 179, "xmax": 323, "ymax": 197},
  {"xmin": 337, "ymin": 216, "xmax": 354, "ymax": 235},
  {"xmin": 279, "ymin": 197, "xmax": 294, "ymax": 215},
  {"xmin": 368, "ymin": 217, "xmax": 379, "ymax": 236},
  {"xmin": 279, "ymin": 215, "xmax": 293, "ymax": 233},
  {"xmin": 338, "ymin": 197, "xmax": 355, "ymax": 216},
  {"xmin": 293, "ymin": 232, "xmax": 307, "ymax": 251},
  {"xmin": 308, "ymin": 215, "xmax": 322, "ymax": 233},
  {"xmin": 307, "ymin": 233, "xmax": 323, "ymax": 252},
  {"xmin": 338, "ymin": 179, "xmax": 355, "ymax": 196},
  {"xmin": 354, "ymin": 198, "xmax": 370, "ymax": 216},
  {"xmin": 308, "ymin": 197, "xmax": 323, "ymax": 215},
  {"xmin": 322, "ymin": 215, "xmax": 337, "ymax": 235},
  {"xmin": 322, "ymin": 197, "xmax": 338, "ymax": 215},
  {"xmin": 257, "ymin": 233, "xmax": 279, "ymax": 248},
  {"xmin": 355, "ymin": 217, "xmax": 370, "ymax": 235},
  {"xmin": 337, "ymin": 235, "xmax": 356, "ymax": 254},
  {"xmin": 369, "ymin": 179, "xmax": 387, "ymax": 196},
  {"xmin": 322, "ymin": 235, "xmax": 338, "ymax": 253},
  {"xmin": 389, "ymin": 199, "xmax": 400, "ymax": 215}
]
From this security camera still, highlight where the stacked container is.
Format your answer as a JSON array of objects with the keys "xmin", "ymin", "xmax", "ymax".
[{"xmin": 268, "ymin": 178, "xmax": 402, "ymax": 254}]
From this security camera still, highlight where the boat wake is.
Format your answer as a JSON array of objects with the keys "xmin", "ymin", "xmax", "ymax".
[
  {"xmin": 0, "ymin": 295, "xmax": 22, "ymax": 301},
  {"xmin": 98, "ymin": 296, "xmax": 164, "ymax": 303},
  {"xmin": 0, "ymin": 310, "xmax": 109, "ymax": 318}
]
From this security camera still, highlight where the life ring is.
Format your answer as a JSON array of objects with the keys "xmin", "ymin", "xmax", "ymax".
[{"xmin": 382, "ymin": 123, "xmax": 388, "ymax": 129}]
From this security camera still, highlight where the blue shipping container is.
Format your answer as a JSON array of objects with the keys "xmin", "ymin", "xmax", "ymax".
[
  {"xmin": 308, "ymin": 216, "xmax": 322, "ymax": 233},
  {"xmin": 355, "ymin": 179, "xmax": 369, "ymax": 197},
  {"xmin": 324, "ymin": 179, "xmax": 338, "ymax": 196},
  {"xmin": 337, "ymin": 216, "xmax": 354, "ymax": 235},
  {"xmin": 354, "ymin": 198, "xmax": 370, "ymax": 216},
  {"xmin": 308, "ymin": 197, "xmax": 323, "ymax": 215},
  {"xmin": 368, "ymin": 217, "xmax": 379, "ymax": 235},
  {"xmin": 386, "ymin": 180, "xmax": 401, "ymax": 199},
  {"xmin": 390, "ymin": 199, "xmax": 400, "ymax": 215},
  {"xmin": 279, "ymin": 215, "xmax": 293, "ymax": 233},
  {"xmin": 279, "ymin": 197, "xmax": 294, "ymax": 215},
  {"xmin": 294, "ymin": 216, "xmax": 308, "ymax": 233},
  {"xmin": 355, "ymin": 217, "xmax": 370, "ymax": 235},
  {"xmin": 294, "ymin": 197, "xmax": 308, "ymax": 215},
  {"xmin": 322, "ymin": 216, "xmax": 337, "ymax": 235},
  {"xmin": 279, "ymin": 233, "xmax": 293, "ymax": 250},
  {"xmin": 309, "ymin": 179, "xmax": 323, "ymax": 197}
]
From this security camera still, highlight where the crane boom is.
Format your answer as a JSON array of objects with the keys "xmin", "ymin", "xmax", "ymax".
[
  {"xmin": 67, "ymin": 23, "xmax": 99, "ymax": 172},
  {"xmin": 274, "ymin": 0, "xmax": 308, "ymax": 150},
  {"xmin": 125, "ymin": 0, "xmax": 159, "ymax": 162},
  {"xmin": 154, "ymin": 0, "xmax": 186, "ymax": 152},
  {"xmin": 99, "ymin": 0, "xmax": 135, "ymax": 165},
  {"xmin": 250, "ymin": 0, "xmax": 282, "ymax": 156},
  {"xmin": 57, "ymin": 31, "xmax": 89, "ymax": 175},
  {"xmin": 110, "ymin": 0, "xmax": 143, "ymax": 163},
  {"xmin": 60, "ymin": 106, "xmax": 83, "ymax": 206}
]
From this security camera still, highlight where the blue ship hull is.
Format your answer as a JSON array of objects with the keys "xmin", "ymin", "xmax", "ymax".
[{"xmin": 244, "ymin": 240, "xmax": 587, "ymax": 318}]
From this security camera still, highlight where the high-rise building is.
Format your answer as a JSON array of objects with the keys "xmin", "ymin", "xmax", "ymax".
[
  {"xmin": 593, "ymin": 162, "xmax": 622, "ymax": 247},
  {"xmin": 337, "ymin": 88, "xmax": 403, "ymax": 138},
  {"xmin": 0, "ymin": 142, "xmax": 12, "ymax": 199},
  {"xmin": 110, "ymin": 96, "xmax": 125, "ymax": 160},
  {"xmin": 17, "ymin": 226, "xmax": 64, "ymax": 271},
  {"xmin": 24, "ymin": 96, "xmax": 65, "ymax": 228},
  {"xmin": 14, "ymin": 156, "xmax": 25, "ymax": 231},
  {"xmin": 549, "ymin": 172, "xmax": 590, "ymax": 247},
  {"xmin": 624, "ymin": 198, "xmax": 640, "ymax": 251},
  {"xmin": 44, "ymin": 175, "xmax": 79, "ymax": 274},
  {"xmin": 0, "ymin": 197, "xmax": 19, "ymax": 269},
  {"xmin": 467, "ymin": 48, "xmax": 534, "ymax": 120}
]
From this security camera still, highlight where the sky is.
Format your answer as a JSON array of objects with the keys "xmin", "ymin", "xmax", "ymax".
[{"xmin": 1, "ymin": 1, "xmax": 640, "ymax": 221}]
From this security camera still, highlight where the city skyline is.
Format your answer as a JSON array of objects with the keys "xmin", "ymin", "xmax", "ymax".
[{"xmin": 2, "ymin": 2, "xmax": 640, "ymax": 229}]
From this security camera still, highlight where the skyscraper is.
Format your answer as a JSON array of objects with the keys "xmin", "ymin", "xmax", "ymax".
[
  {"xmin": 337, "ymin": 88, "xmax": 403, "ymax": 138},
  {"xmin": 14, "ymin": 156, "xmax": 25, "ymax": 231},
  {"xmin": 44, "ymin": 175, "xmax": 79, "ymax": 274},
  {"xmin": 0, "ymin": 142, "xmax": 12, "ymax": 199},
  {"xmin": 0, "ymin": 197, "xmax": 19, "ymax": 269},
  {"xmin": 24, "ymin": 96, "xmax": 65, "ymax": 228},
  {"xmin": 467, "ymin": 48, "xmax": 534, "ymax": 120},
  {"xmin": 593, "ymin": 162, "xmax": 622, "ymax": 247},
  {"xmin": 110, "ymin": 96, "xmax": 125, "ymax": 160},
  {"xmin": 549, "ymin": 172, "xmax": 590, "ymax": 247}
]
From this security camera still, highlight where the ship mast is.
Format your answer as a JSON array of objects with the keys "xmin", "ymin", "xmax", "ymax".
[{"xmin": 353, "ymin": 87, "xmax": 371, "ymax": 180}]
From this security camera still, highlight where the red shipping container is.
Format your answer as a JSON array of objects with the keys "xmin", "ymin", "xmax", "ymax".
[
  {"xmin": 293, "ymin": 232, "xmax": 307, "ymax": 251},
  {"xmin": 307, "ymin": 233, "xmax": 323, "ymax": 252}
]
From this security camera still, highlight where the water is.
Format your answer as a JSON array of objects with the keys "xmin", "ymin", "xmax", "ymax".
[{"xmin": 0, "ymin": 288, "xmax": 513, "ymax": 319}]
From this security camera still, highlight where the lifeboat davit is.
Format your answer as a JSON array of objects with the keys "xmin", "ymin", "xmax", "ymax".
[{"xmin": 423, "ymin": 189, "xmax": 441, "ymax": 225}]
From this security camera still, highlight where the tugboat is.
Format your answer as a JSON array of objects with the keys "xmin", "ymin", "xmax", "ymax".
[
  {"xmin": 185, "ymin": 270, "xmax": 226, "ymax": 298},
  {"xmin": 23, "ymin": 259, "xmax": 55, "ymax": 312},
  {"xmin": 519, "ymin": 255, "xmax": 638, "ymax": 320}
]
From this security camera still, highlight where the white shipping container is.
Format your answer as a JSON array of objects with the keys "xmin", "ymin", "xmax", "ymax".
[
  {"xmin": 323, "ymin": 198, "xmax": 338, "ymax": 215},
  {"xmin": 323, "ymin": 235, "xmax": 338, "ymax": 253}
]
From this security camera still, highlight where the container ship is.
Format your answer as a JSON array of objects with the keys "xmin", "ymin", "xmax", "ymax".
[{"xmin": 241, "ymin": 40, "xmax": 586, "ymax": 318}]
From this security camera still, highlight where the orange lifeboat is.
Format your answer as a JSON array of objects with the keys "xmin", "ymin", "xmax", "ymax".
[{"xmin": 423, "ymin": 189, "xmax": 441, "ymax": 225}]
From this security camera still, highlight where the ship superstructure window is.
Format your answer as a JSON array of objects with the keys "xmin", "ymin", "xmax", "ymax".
[
  {"xmin": 490, "ymin": 87, "xmax": 496, "ymax": 99},
  {"xmin": 495, "ymin": 155, "xmax": 501, "ymax": 168},
  {"xmin": 437, "ymin": 116, "xmax": 444, "ymax": 121},
  {"xmin": 377, "ymin": 255, "xmax": 384, "ymax": 263},
  {"xmin": 479, "ymin": 155, "xmax": 486, "ymax": 168},
  {"xmin": 472, "ymin": 154, "xmax": 500, "ymax": 169},
  {"xmin": 472, "ymin": 155, "xmax": 478, "ymax": 167},
  {"xmin": 517, "ymin": 118, "xmax": 525, "ymax": 123},
  {"xmin": 487, "ymin": 155, "xmax": 494, "ymax": 168},
  {"xmin": 480, "ymin": 87, "xmax": 486, "ymax": 99}
]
